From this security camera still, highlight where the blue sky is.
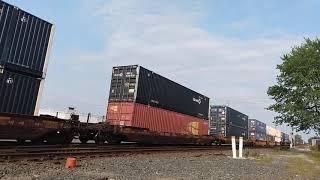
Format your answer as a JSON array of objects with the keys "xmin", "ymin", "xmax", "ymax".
[{"xmin": 5, "ymin": 0, "xmax": 319, "ymax": 139}]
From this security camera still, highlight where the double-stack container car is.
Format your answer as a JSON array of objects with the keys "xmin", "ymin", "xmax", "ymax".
[
  {"xmin": 0, "ymin": 1, "xmax": 54, "ymax": 115},
  {"xmin": 249, "ymin": 119, "xmax": 266, "ymax": 141},
  {"xmin": 209, "ymin": 105, "xmax": 248, "ymax": 139},
  {"xmin": 106, "ymin": 65, "xmax": 210, "ymax": 136},
  {"xmin": 0, "ymin": 1, "xmax": 291, "ymax": 147}
]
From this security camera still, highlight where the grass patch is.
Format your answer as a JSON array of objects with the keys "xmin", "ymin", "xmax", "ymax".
[
  {"xmin": 256, "ymin": 155, "xmax": 274, "ymax": 165},
  {"xmin": 306, "ymin": 151, "xmax": 320, "ymax": 164},
  {"xmin": 243, "ymin": 149, "xmax": 260, "ymax": 159},
  {"xmin": 284, "ymin": 156, "xmax": 319, "ymax": 179}
]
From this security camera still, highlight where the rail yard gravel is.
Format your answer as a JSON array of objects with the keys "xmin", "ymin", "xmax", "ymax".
[{"xmin": 1, "ymin": 149, "xmax": 315, "ymax": 180}]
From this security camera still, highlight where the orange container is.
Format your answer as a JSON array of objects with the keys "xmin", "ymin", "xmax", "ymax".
[{"xmin": 107, "ymin": 102, "xmax": 208, "ymax": 136}]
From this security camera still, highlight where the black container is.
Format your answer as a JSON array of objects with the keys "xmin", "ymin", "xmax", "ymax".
[
  {"xmin": 0, "ymin": 1, "xmax": 53, "ymax": 78},
  {"xmin": 0, "ymin": 67, "xmax": 41, "ymax": 115},
  {"xmin": 108, "ymin": 65, "xmax": 210, "ymax": 119},
  {"xmin": 209, "ymin": 105, "xmax": 248, "ymax": 139},
  {"xmin": 249, "ymin": 119, "xmax": 266, "ymax": 141}
]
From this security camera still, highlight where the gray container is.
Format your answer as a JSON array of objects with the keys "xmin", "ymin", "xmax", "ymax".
[
  {"xmin": 108, "ymin": 65, "xmax": 210, "ymax": 119},
  {"xmin": 0, "ymin": 68, "xmax": 41, "ymax": 115},
  {"xmin": 209, "ymin": 105, "xmax": 248, "ymax": 139},
  {"xmin": 0, "ymin": 1, "xmax": 54, "ymax": 78},
  {"xmin": 249, "ymin": 119, "xmax": 266, "ymax": 141}
]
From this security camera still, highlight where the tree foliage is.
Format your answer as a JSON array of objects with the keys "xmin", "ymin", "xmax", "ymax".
[{"xmin": 267, "ymin": 38, "xmax": 320, "ymax": 134}]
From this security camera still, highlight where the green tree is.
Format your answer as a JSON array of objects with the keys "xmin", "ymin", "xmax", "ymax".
[{"xmin": 267, "ymin": 38, "xmax": 320, "ymax": 134}]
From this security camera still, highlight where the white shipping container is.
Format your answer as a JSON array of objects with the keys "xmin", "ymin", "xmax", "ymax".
[
  {"xmin": 266, "ymin": 126, "xmax": 281, "ymax": 138},
  {"xmin": 275, "ymin": 137, "xmax": 281, "ymax": 142}
]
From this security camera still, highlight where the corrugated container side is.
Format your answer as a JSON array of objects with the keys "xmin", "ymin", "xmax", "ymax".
[
  {"xmin": 249, "ymin": 131, "xmax": 266, "ymax": 141},
  {"xmin": 107, "ymin": 102, "xmax": 209, "ymax": 136},
  {"xmin": 108, "ymin": 65, "xmax": 210, "ymax": 120},
  {"xmin": 209, "ymin": 105, "xmax": 248, "ymax": 139},
  {"xmin": 249, "ymin": 119, "xmax": 267, "ymax": 141},
  {"xmin": 0, "ymin": 68, "xmax": 41, "ymax": 114},
  {"xmin": 227, "ymin": 124, "xmax": 248, "ymax": 139},
  {"xmin": 227, "ymin": 107, "xmax": 248, "ymax": 129},
  {"xmin": 249, "ymin": 119, "xmax": 266, "ymax": 133},
  {"xmin": 0, "ymin": 1, "xmax": 53, "ymax": 77}
]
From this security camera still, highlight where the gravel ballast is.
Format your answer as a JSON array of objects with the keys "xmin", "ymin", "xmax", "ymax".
[{"xmin": 0, "ymin": 149, "xmax": 313, "ymax": 180}]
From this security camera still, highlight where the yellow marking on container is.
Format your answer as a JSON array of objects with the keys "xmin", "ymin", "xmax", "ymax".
[{"xmin": 110, "ymin": 105, "xmax": 118, "ymax": 112}]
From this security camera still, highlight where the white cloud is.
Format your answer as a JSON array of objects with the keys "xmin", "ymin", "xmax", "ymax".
[{"xmin": 48, "ymin": 0, "xmax": 304, "ymax": 133}]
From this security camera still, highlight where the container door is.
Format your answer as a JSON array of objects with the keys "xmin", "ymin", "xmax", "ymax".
[{"xmin": 109, "ymin": 65, "xmax": 138, "ymax": 102}]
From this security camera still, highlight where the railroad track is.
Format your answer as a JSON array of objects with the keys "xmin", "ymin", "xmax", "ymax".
[{"xmin": 0, "ymin": 144, "xmax": 230, "ymax": 160}]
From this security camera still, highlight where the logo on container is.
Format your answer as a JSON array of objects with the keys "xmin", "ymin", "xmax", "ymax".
[
  {"xmin": 150, "ymin": 99, "xmax": 159, "ymax": 104},
  {"xmin": 193, "ymin": 97, "xmax": 202, "ymax": 104},
  {"xmin": 110, "ymin": 105, "xmax": 118, "ymax": 112},
  {"xmin": 21, "ymin": 16, "xmax": 28, "ymax": 23},
  {"xmin": 6, "ymin": 78, "xmax": 13, "ymax": 84}
]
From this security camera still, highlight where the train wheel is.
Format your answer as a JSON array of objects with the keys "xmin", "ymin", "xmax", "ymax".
[
  {"xmin": 95, "ymin": 137, "xmax": 105, "ymax": 145},
  {"xmin": 31, "ymin": 138, "xmax": 44, "ymax": 144},
  {"xmin": 63, "ymin": 135, "xmax": 74, "ymax": 144},
  {"xmin": 16, "ymin": 138, "xmax": 25, "ymax": 145},
  {"xmin": 79, "ymin": 136, "xmax": 88, "ymax": 144}
]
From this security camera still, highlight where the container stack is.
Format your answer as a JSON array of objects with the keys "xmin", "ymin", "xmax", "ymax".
[
  {"xmin": 106, "ymin": 65, "xmax": 210, "ymax": 136},
  {"xmin": 0, "ymin": 1, "xmax": 54, "ymax": 115},
  {"xmin": 209, "ymin": 105, "xmax": 248, "ymax": 139},
  {"xmin": 266, "ymin": 126, "xmax": 281, "ymax": 142},
  {"xmin": 249, "ymin": 119, "xmax": 266, "ymax": 141}
]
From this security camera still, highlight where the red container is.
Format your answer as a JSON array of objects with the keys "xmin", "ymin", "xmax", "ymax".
[{"xmin": 107, "ymin": 102, "xmax": 209, "ymax": 136}]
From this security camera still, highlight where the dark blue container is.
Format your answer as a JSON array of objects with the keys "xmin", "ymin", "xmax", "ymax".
[
  {"xmin": 249, "ymin": 119, "xmax": 267, "ymax": 141},
  {"xmin": 0, "ymin": 1, "xmax": 54, "ymax": 78},
  {"xmin": 209, "ymin": 106, "xmax": 248, "ymax": 139}
]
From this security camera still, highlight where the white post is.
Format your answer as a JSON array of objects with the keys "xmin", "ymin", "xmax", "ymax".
[
  {"xmin": 239, "ymin": 137, "xmax": 243, "ymax": 158},
  {"xmin": 232, "ymin": 136, "xmax": 236, "ymax": 158}
]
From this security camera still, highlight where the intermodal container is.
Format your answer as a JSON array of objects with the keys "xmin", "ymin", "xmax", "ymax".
[
  {"xmin": 0, "ymin": 68, "xmax": 41, "ymax": 115},
  {"xmin": 107, "ymin": 102, "xmax": 209, "ymax": 136},
  {"xmin": 209, "ymin": 105, "xmax": 248, "ymax": 139},
  {"xmin": 249, "ymin": 119, "xmax": 266, "ymax": 141},
  {"xmin": 0, "ymin": 1, "xmax": 54, "ymax": 78},
  {"xmin": 108, "ymin": 65, "xmax": 209, "ymax": 120},
  {"xmin": 281, "ymin": 132, "xmax": 289, "ymax": 143},
  {"xmin": 266, "ymin": 126, "xmax": 281, "ymax": 142}
]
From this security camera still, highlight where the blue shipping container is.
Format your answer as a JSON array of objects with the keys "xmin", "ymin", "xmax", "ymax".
[{"xmin": 249, "ymin": 119, "xmax": 266, "ymax": 141}]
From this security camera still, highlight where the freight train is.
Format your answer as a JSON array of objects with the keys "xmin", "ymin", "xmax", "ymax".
[
  {"xmin": 0, "ymin": 1, "xmax": 290, "ymax": 147},
  {"xmin": 0, "ymin": 65, "xmax": 290, "ymax": 147}
]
